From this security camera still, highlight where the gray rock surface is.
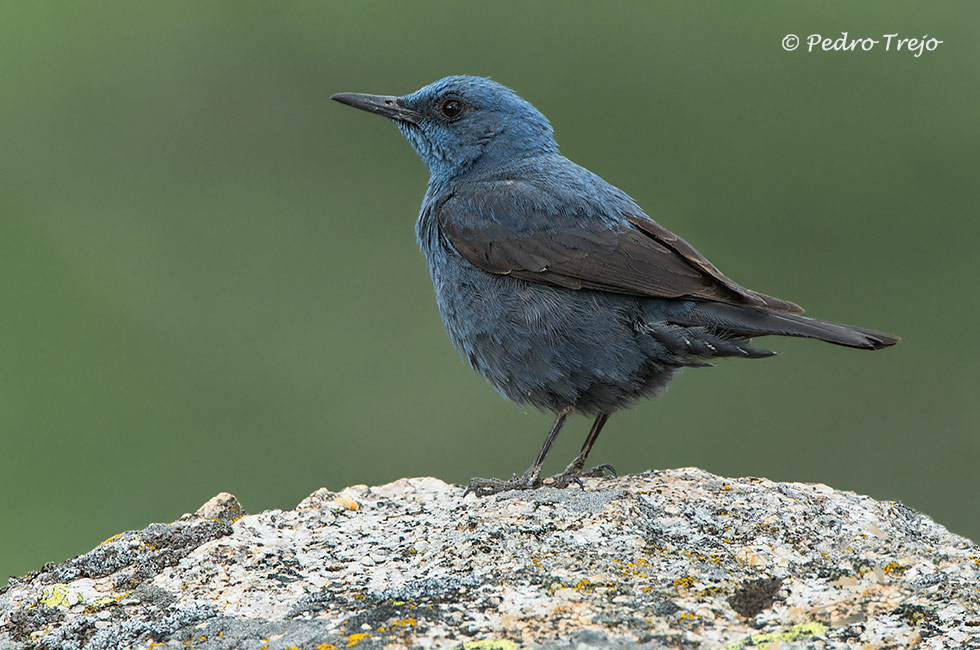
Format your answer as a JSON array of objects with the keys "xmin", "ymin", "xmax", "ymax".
[{"xmin": 1, "ymin": 469, "xmax": 978, "ymax": 649}]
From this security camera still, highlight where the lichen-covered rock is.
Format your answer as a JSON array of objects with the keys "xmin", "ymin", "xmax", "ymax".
[{"xmin": 1, "ymin": 470, "xmax": 977, "ymax": 649}]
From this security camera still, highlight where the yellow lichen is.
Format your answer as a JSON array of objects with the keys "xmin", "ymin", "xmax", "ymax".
[
  {"xmin": 347, "ymin": 632, "xmax": 370, "ymax": 647},
  {"xmin": 720, "ymin": 622, "xmax": 827, "ymax": 650},
  {"xmin": 697, "ymin": 586, "xmax": 725, "ymax": 597},
  {"xmin": 461, "ymin": 641, "xmax": 524, "ymax": 650},
  {"xmin": 40, "ymin": 585, "xmax": 73, "ymax": 608},
  {"xmin": 883, "ymin": 561, "xmax": 909, "ymax": 576}
]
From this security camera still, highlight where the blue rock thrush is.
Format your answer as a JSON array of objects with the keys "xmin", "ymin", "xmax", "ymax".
[{"xmin": 332, "ymin": 76, "xmax": 899, "ymax": 496}]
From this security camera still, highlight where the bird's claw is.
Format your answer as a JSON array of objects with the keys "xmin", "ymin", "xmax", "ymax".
[
  {"xmin": 464, "ymin": 463, "xmax": 616, "ymax": 496},
  {"xmin": 546, "ymin": 463, "xmax": 618, "ymax": 489},
  {"xmin": 464, "ymin": 472, "xmax": 542, "ymax": 497},
  {"xmin": 590, "ymin": 463, "xmax": 618, "ymax": 478}
]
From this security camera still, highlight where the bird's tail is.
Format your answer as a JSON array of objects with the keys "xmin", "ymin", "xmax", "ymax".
[{"xmin": 677, "ymin": 302, "xmax": 900, "ymax": 350}]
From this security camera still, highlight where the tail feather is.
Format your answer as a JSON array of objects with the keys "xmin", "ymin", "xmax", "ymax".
[{"xmin": 677, "ymin": 302, "xmax": 900, "ymax": 350}]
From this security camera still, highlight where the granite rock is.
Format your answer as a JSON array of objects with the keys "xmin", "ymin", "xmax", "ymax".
[{"xmin": 1, "ymin": 469, "xmax": 977, "ymax": 649}]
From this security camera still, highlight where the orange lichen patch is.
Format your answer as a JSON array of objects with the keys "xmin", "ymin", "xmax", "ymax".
[
  {"xmin": 673, "ymin": 576, "xmax": 696, "ymax": 591},
  {"xmin": 620, "ymin": 559, "xmax": 647, "ymax": 569},
  {"xmin": 883, "ymin": 562, "xmax": 909, "ymax": 576},
  {"xmin": 334, "ymin": 496, "xmax": 360, "ymax": 511},
  {"xmin": 347, "ymin": 632, "xmax": 370, "ymax": 646},
  {"xmin": 352, "ymin": 593, "xmax": 366, "ymax": 600},
  {"xmin": 100, "ymin": 534, "xmax": 123, "ymax": 546},
  {"xmin": 617, "ymin": 557, "xmax": 652, "ymax": 579},
  {"xmin": 317, "ymin": 644, "xmax": 337, "ymax": 650},
  {"xmin": 698, "ymin": 586, "xmax": 726, "ymax": 597}
]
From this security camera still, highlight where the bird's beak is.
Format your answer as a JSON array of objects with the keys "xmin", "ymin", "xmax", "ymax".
[{"xmin": 331, "ymin": 93, "xmax": 421, "ymax": 125}]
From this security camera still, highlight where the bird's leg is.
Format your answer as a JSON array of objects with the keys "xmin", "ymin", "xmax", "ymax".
[
  {"xmin": 464, "ymin": 407, "xmax": 573, "ymax": 497},
  {"xmin": 549, "ymin": 413, "xmax": 617, "ymax": 488}
]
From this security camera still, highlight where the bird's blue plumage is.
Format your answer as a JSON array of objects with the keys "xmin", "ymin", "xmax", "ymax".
[
  {"xmin": 331, "ymin": 75, "xmax": 898, "ymax": 491},
  {"xmin": 415, "ymin": 153, "xmax": 718, "ymax": 413},
  {"xmin": 396, "ymin": 76, "xmax": 557, "ymax": 184}
]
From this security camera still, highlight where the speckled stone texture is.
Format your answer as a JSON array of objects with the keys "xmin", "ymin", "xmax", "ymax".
[{"xmin": 1, "ymin": 469, "xmax": 977, "ymax": 649}]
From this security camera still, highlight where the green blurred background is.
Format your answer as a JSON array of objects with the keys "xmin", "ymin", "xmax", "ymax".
[{"xmin": 2, "ymin": 2, "xmax": 978, "ymax": 580}]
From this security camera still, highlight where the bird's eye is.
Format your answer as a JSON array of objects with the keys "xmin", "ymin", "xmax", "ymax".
[{"xmin": 439, "ymin": 98, "xmax": 463, "ymax": 119}]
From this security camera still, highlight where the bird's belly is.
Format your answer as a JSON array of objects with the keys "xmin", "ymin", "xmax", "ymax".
[{"xmin": 426, "ymin": 253, "xmax": 679, "ymax": 414}]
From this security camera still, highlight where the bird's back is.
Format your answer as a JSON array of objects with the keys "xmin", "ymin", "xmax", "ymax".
[
  {"xmin": 415, "ymin": 155, "xmax": 759, "ymax": 413},
  {"xmin": 416, "ymin": 152, "xmax": 894, "ymax": 413}
]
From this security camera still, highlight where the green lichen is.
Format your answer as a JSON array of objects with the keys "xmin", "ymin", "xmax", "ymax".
[
  {"xmin": 460, "ymin": 641, "xmax": 525, "ymax": 650},
  {"xmin": 721, "ymin": 622, "xmax": 827, "ymax": 650}
]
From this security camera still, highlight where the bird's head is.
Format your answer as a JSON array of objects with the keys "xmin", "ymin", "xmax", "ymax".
[{"xmin": 332, "ymin": 76, "xmax": 557, "ymax": 180}]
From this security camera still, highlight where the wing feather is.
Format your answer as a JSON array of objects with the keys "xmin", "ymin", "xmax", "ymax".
[{"xmin": 437, "ymin": 179, "xmax": 802, "ymax": 313}]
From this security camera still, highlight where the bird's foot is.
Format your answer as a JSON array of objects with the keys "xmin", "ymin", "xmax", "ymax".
[
  {"xmin": 464, "ymin": 471, "xmax": 542, "ymax": 497},
  {"xmin": 545, "ymin": 462, "xmax": 618, "ymax": 489}
]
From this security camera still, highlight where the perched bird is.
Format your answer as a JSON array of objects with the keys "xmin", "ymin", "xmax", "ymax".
[{"xmin": 332, "ymin": 76, "xmax": 899, "ymax": 496}]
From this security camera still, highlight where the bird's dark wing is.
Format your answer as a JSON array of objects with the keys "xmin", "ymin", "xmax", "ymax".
[{"xmin": 437, "ymin": 179, "xmax": 803, "ymax": 313}]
